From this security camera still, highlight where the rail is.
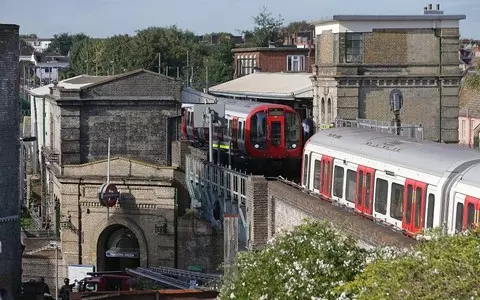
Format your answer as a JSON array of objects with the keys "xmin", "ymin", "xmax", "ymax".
[{"xmin": 334, "ymin": 118, "xmax": 424, "ymax": 140}]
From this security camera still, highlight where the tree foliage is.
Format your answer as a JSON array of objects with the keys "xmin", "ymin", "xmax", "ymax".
[
  {"xmin": 246, "ymin": 6, "xmax": 284, "ymax": 47},
  {"xmin": 48, "ymin": 32, "xmax": 89, "ymax": 55},
  {"xmin": 218, "ymin": 221, "xmax": 367, "ymax": 300},
  {"xmin": 340, "ymin": 230, "xmax": 480, "ymax": 300}
]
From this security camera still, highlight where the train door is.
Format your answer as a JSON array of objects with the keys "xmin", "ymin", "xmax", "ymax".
[
  {"xmin": 320, "ymin": 155, "xmax": 333, "ymax": 199},
  {"xmin": 232, "ymin": 117, "xmax": 239, "ymax": 150},
  {"xmin": 301, "ymin": 152, "xmax": 311, "ymax": 189},
  {"xmin": 402, "ymin": 179, "xmax": 427, "ymax": 234},
  {"xmin": 463, "ymin": 196, "xmax": 480, "ymax": 230},
  {"xmin": 355, "ymin": 166, "xmax": 375, "ymax": 216},
  {"xmin": 309, "ymin": 154, "xmax": 322, "ymax": 194},
  {"xmin": 267, "ymin": 109, "xmax": 286, "ymax": 158}
]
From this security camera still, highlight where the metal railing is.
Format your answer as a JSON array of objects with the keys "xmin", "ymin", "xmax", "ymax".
[
  {"xmin": 185, "ymin": 155, "xmax": 248, "ymax": 248},
  {"xmin": 334, "ymin": 118, "xmax": 424, "ymax": 140}
]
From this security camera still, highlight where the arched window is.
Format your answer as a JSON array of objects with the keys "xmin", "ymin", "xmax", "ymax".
[
  {"xmin": 327, "ymin": 98, "xmax": 332, "ymax": 124},
  {"xmin": 321, "ymin": 97, "xmax": 325, "ymax": 125}
]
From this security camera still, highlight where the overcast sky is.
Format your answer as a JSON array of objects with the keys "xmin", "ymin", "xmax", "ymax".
[{"xmin": 1, "ymin": 0, "xmax": 478, "ymax": 38}]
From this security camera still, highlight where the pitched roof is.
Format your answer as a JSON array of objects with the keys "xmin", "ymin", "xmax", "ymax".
[
  {"xmin": 459, "ymin": 79, "xmax": 480, "ymax": 109},
  {"xmin": 208, "ymin": 72, "xmax": 313, "ymax": 100},
  {"xmin": 459, "ymin": 86, "xmax": 480, "ymax": 118}
]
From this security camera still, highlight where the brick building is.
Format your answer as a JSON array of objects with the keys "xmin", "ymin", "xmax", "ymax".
[
  {"xmin": 233, "ymin": 46, "xmax": 313, "ymax": 78},
  {"xmin": 24, "ymin": 69, "xmax": 200, "ymax": 288},
  {"xmin": 311, "ymin": 5, "xmax": 466, "ymax": 143},
  {"xmin": 0, "ymin": 23, "xmax": 22, "ymax": 298}
]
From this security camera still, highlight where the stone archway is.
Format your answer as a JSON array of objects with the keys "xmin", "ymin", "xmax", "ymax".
[{"xmin": 94, "ymin": 217, "xmax": 148, "ymax": 271}]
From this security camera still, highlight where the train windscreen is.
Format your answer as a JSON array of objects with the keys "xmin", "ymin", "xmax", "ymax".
[
  {"xmin": 285, "ymin": 112, "xmax": 300, "ymax": 149},
  {"xmin": 250, "ymin": 112, "xmax": 267, "ymax": 149}
]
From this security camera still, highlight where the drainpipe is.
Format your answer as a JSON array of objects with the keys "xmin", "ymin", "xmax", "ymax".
[
  {"xmin": 77, "ymin": 178, "xmax": 83, "ymax": 264},
  {"xmin": 436, "ymin": 23, "xmax": 443, "ymax": 142},
  {"xmin": 174, "ymin": 188, "xmax": 178, "ymax": 268}
]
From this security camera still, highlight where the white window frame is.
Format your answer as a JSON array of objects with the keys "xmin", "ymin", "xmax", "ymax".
[{"xmin": 286, "ymin": 55, "xmax": 305, "ymax": 72}]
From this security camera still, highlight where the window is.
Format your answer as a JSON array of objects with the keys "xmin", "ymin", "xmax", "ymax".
[
  {"xmin": 237, "ymin": 55, "xmax": 256, "ymax": 77},
  {"xmin": 390, "ymin": 183, "xmax": 404, "ymax": 221},
  {"xmin": 44, "ymin": 67, "xmax": 51, "ymax": 73},
  {"xmin": 250, "ymin": 112, "xmax": 266, "ymax": 149},
  {"xmin": 287, "ymin": 55, "xmax": 305, "ymax": 71},
  {"xmin": 302, "ymin": 154, "xmax": 309, "ymax": 186},
  {"xmin": 313, "ymin": 159, "xmax": 321, "ymax": 190},
  {"xmin": 333, "ymin": 166, "xmax": 344, "ymax": 198},
  {"xmin": 238, "ymin": 122, "xmax": 243, "ymax": 139},
  {"xmin": 285, "ymin": 112, "xmax": 300, "ymax": 149},
  {"xmin": 405, "ymin": 185, "xmax": 414, "ymax": 225},
  {"xmin": 426, "ymin": 194, "xmax": 435, "ymax": 228},
  {"xmin": 414, "ymin": 187, "xmax": 423, "ymax": 228},
  {"xmin": 466, "ymin": 202, "xmax": 476, "ymax": 230},
  {"xmin": 462, "ymin": 120, "xmax": 466, "ymax": 139},
  {"xmin": 374, "ymin": 178, "xmax": 388, "ymax": 215},
  {"xmin": 345, "ymin": 33, "xmax": 363, "ymax": 63},
  {"xmin": 455, "ymin": 203, "xmax": 464, "ymax": 232},
  {"xmin": 345, "ymin": 170, "xmax": 356, "ymax": 203}
]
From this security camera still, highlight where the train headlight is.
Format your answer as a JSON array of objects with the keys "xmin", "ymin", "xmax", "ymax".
[
  {"xmin": 254, "ymin": 144, "xmax": 259, "ymax": 149},
  {"xmin": 292, "ymin": 144, "xmax": 297, "ymax": 149}
]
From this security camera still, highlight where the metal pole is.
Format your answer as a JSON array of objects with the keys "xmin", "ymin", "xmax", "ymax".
[
  {"xmin": 208, "ymin": 110, "xmax": 213, "ymax": 163},
  {"xmin": 33, "ymin": 95, "xmax": 38, "ymax": 174},
  {"xmin": 55, "ymin": 242, "xmax": 58, "ymax": 300},
  {"xmin": 107, "ymin": 137, "xmax": 110, "ymax": 219},
  {"xmin": 228, "ymin": 141, "xmax": 232, "ymax": 169}
]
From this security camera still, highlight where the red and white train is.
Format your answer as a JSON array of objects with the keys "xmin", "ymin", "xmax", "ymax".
[
  {"xmin": 302, "ymin": 127, "xmax": 480, "ymax": 237},
  {"xmin": 181, "ymin": 97, "xmax": 303, "ymax": 163}
]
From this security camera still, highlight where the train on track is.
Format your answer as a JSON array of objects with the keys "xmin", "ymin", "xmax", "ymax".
[
  {"xmin": 181, "ymin": 97, "xmax": 303, "ymax": 170},
  {"xmin": 302, "ymin": 127, "xmax": 480, "ymax": 237}
]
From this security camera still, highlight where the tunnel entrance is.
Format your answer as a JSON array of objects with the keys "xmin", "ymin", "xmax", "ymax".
[{"xmin": 97, "ymin": 225, "xmax": 140, "ymax": 271}]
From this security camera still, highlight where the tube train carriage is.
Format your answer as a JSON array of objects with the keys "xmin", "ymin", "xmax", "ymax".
[
  {"xmin": 302, "ymin": 127, "xmax": 480, "ymax": 237},
  {"xmin": 181, "ymin": 98, "xmax": 303, "ymax": 163}
]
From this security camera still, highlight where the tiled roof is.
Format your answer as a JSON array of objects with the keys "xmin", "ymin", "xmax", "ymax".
[{"xmin": 459, "ymin": 84, "xmax": 480, "ymax": 118}]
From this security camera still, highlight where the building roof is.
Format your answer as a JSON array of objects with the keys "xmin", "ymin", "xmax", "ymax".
[
  {"xmin": 28, "ymin": 74, "xmax": 113, "ymax": 96},
  {"xmin": 208, "ymin": 72, "xmax": 313, "ymax": 100},
  {"xmin": 312, "ymin": 14, "xmax": 466, "ymax": 25},
  {"xmin": 459, "ymin": 87, "xmax": 480, "ymax": 118},
  {"xmin": 232, "ymin": 46, "xmax": 309, "ymax": 53}
]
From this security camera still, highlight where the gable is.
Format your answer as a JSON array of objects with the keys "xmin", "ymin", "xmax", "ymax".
[{"xmin": 82, "ymin": 71, "xmax": 182, "ymax": 100}]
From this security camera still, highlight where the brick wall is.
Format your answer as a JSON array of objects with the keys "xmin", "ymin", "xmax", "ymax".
[
  {"xmin": 58, "ymin": 70, "xmax": 183, "ymax": 166},
  {"xmin": 267, "ymin": 181, "xmax": 416, "ymax": 248},
  {"xmin": 22, "ymin": 253, "xmax": 67, "ymax": 294},
  {"xmin": 177, "ymin": 216, "xmax": 223, "ymax": 273},
  {"xmin": 318, "ymin": 30, "xmax": 334, "ymax": 64},
  {"xmin": 246, "ymin": 176, "xmax": 269, "ymax": 249},
  {"xmin": 0, "ymin": 23, "xmax": 22, "ymax": 297},
  {"xmin": 234, "ymin": 49, "xmax": 313, "ymax": 74}
]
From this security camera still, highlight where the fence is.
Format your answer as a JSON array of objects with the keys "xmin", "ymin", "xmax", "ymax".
[{"xmin": 334, "ymin": 118, "xmax": 424, "ymax": 140}]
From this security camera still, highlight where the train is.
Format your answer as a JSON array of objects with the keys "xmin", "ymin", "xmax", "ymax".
[
  {"xmin": 302, "ymin": 127, "xmax": 480, "ymax": 237},
  {"xmin": 181, "ymin": 96, "xmax": 303, "ymax": 168}
]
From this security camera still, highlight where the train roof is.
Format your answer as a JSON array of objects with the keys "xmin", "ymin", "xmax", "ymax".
[
  {"xmin": 459, "ymin": 164, "xmax": 480, "ymax": 187},
  {"xmin": 306, "ymin": 127, "xmax": 480, "ymax": 177}
]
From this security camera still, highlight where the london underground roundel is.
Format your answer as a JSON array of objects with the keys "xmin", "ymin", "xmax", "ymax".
[{"xmin": 100, "ymin": 184, "xmax": 120, "ymax": 207}]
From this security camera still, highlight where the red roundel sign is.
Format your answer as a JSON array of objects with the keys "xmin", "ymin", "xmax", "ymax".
[{"xmin": 99, "ymin": 183, "xmax": 120, "ymax": 207}]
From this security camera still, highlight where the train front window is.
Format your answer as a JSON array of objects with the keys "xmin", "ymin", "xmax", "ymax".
[
  {"xmin": 250, "ymin": 112, "xmax": 267, "ymax": 149},
  {"xmin": 285, "ymin": 112, "xmax": 300, "ymax": 149},
  {"xmin": 271, "ymin": 121, "xmax": 281, "ymax": 146}
]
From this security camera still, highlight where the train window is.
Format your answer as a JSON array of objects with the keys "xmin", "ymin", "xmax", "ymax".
[
  {"xmin": 345, "ymin": 170, "xmax": 356, "ymax": 203},
  {"xmin": 374, "ymin": 178, "xmax": 388, "ymax": 215},
  {"xmin": 238, "ymin": 122, "xmax": 243, "ymax": 139},
  {"xmin": 414, "ymin": 187, "xmax": 423, "ymax": 228},
  {"xmin": 285, "ymin": 112, "xmax": 300, "ymax": 149},
  {"xmin": 466, "ymin": 202, "xmax": 476, "ymax": 230},
  {"xmin": 390, "ymin": 183, "xmax": 404, "ymax": 221},
  {"xmin": 250, "ymin": 112, "xmax": 267, "ymax": 148},
  {"xmin": 333, "ymin": 166, "xmax": 344, "ymax": 198},
  {"xmin": 426, "ymin": 194, "xmax": 435, "ymax": 228},
  {"xmin": 455, "ymin": 203, "xmax": 464, "ymax": 232},
  {"xmin": 313, "ymin": 159, "xmax": 321, "ymax": 190},
  {"xmin": 405, "ymin": 185, "xmax": 413, "ymax": 225},
  {"xmin": 302, "ymin": 155, "xmax": 309, "ymax": 186}
]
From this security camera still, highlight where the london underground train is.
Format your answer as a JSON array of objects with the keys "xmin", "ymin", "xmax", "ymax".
[
  {"xmin": 182, "ymin": 97, "xmax": 303, "ymax": 165},
  {"xmin": 301, "ymin": 127, "xmax": 480, "ymax": 237}
]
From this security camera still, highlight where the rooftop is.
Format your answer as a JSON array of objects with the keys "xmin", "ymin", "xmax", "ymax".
[
  {"xmin": 232, "ymin": 46, "xmax": 310, "ymax": 53},
  {"xmin": 459, "ymin": 87, "xmax": 480, "ymax": 118},
  {"xmin": 312, "ymin": 14, "xmax": 466, "ymax": 25},
  {"xmin": 208, "ymin": 72, "xmax": 313, "ymax": 100},
  {"xmin": 28, "ymin": 74, "xmax": 113, "ymax": 96}
]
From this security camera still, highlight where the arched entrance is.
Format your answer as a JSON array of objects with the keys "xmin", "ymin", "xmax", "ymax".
[{"xmin": 97, "ymin": 225, "xmax": 141, "ymax": 271}]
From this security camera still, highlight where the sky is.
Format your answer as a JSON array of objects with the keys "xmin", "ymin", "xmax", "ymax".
[{"xmin": 1, "ymin": 0, "xmax": 479, "ymax": 39}]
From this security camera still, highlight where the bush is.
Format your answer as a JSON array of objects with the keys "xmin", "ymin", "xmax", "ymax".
[{"xmin": 218, "ymin": 220, "xmax": 367, "ymax": 300}]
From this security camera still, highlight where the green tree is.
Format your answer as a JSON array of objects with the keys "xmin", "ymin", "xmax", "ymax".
[
  {"xmin": 218, "ymin": 220, "xmax": 367, "ymax": 300},
  {"xmin": 465, "ymin": 69, "xmax": 480, "ymax": 90},
  {"xmin": 205, "ymin": 34, "xmax": 235, "ymax": 86},
  {"xmin": 48, "ymin": 32, "xmax": 89, "ymax": 55},
  {"xmin": 340, "ymin": 230, "xmax": 480, "ymax": 300},
  {"xmin": 247, "ymin": 6, "xmax": 284, "ymax": 47}
]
